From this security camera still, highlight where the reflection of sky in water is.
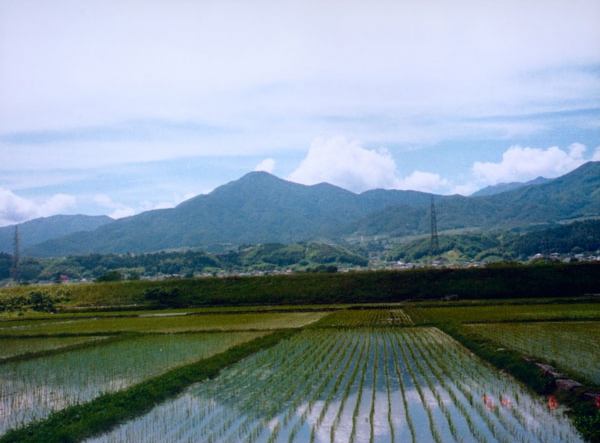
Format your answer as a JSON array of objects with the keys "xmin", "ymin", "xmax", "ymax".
[
  {"xmin": 85, "ymin": 328, "xmax": 584, "ymax": 443},
  {"xmin": 0, "ymin": 333, "xmax": 257, "ymax": 436}
]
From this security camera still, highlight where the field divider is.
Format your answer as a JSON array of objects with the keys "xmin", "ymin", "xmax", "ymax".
[{"xmin": 0, "ymin": 329, "xmax": 298, "ymax": 443}]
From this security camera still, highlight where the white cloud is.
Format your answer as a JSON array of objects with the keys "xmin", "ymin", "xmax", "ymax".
[
  {"xmin": 288, "ymin": 136, "xmax": 401, "ymax": 193},
  {"xmin": 399, "ymin": 171, "xmax": 450, "ymax": 194},
  {"xmin": 288, "ymin": 136, "xmax": 455, "ymax": 194},
  {"xmin": 0, "ymin": 188, "xmax": 76, "ymax": 227},
  {"xmin": 93, "ymin": 192, "xmax": 195, "ymax": 219},
  {"xmin": 0, "ymin": 1, "xmax": 598, "ymax": 212},
  {"xmin": 472, "ymin": 144, "xmax": 589, "ymax": 185},
  {"xmin": 592, "ymin": 146, "xmax": 600, "ymax": 161},
  {"xmin": 254, "ymin": 158, "xmax": 275, "ymax": 173},
  {"xmin": 92, "ymin": 195, "xmax": 136, "ymax": 220}
]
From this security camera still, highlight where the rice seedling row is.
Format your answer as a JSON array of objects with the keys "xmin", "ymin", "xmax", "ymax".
[
  {"xmin": 0, "ymin": 331, "xmax": 265, "ymax": 435},
  {"xmin": 312, "ymin": 309, "xmax": 413, "ymax": 328},
  {"xmin": 407, "ymin": 328, "xmax": 582, "ymax": 443},
  {"xmin": 86, "ymin": 328, "xmax": 584, "ymax": 443},
  {"xmin": 165, "ymin": 326, "xmax": 346, "ymax": 443},
  {"xmin": 406, "ymin": 303, "xmax": 600, "ymax": 325},
  {"xmin": 464, "ymin": 321, "xmax": 600, "ymax": 384},
  {"xmin": 0, "ymin": 336, "xmax": 109, "ymax": 361},
  {"xmin": 0, "ymin": 312, "xmax": 328, "ymax": 337}
]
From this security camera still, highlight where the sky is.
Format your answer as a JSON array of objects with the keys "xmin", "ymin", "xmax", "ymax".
[{"xmin": 1, "ymin": 0, "xmax": 599, "ymax": 227}]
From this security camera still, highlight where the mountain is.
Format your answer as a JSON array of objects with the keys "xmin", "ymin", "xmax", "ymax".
[
  {"xmin": 471, "ymin": 176, "xmax": 551, "ymax": 196},
  {"xmin": 0, "ymin": 215, "xmax": 113, "ymax": 254},
  {"xmin": 21, "ymin": 162, "xmax": 600, "ymax": 257},
  {"xmin": 26, "ymin": 172, "xmax": 433, "ymax": 257},
  {"xmin": 340, "ymin": 161, "xmax": 600, "ymax": 238}
]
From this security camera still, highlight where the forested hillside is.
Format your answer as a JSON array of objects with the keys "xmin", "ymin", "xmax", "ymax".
[
  {"xmin": 4, "ymin": 161, "xmax": 599, "ymax": 258},
  {"xmin": 387, "ymin": 219, "xmax": 600, "ymax": 263}
]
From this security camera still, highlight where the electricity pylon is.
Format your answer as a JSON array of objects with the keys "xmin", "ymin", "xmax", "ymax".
[
  {"xmin": 10, "ymin": 226, "xmax": 20, "ymax": 282},
  {"xmin": 429, "ymin": 195, "xmax": 440, "ymax": 264}
]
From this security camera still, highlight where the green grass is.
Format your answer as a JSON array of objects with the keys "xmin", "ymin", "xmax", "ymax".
[
  {"xmin": 2, "ymin": 262, "xmax": 599, "ymax": 311},
  {"xmin": 0, "ymin": 311, "xmax": 328, "ymax": 337}
]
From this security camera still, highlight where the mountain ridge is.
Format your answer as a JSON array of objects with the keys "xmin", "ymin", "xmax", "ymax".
[
  {"xmin": 25, "ymin": 173, "xmax": 435, "ymax": 257},
  {"xmin": 0, "ymin": 214, "xmax": 113, "ymax": 254},
  {"xmin": 471, "ymin": 176, "xmax": 551, "ymax": 197},
  {"xmin": 16, "ymin": 161, "xmax": 600, "ymax": 257},
  {"xmin": 342, "ymin": 161, "xmax": 600, "ymax": 239}
]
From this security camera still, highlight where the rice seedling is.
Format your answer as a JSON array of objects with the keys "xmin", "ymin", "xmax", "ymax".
[
  {"xmin": 312, "ymin": 309, "xmax": 413, "ymax": 328},
  {"xmin": 464, "ymin": 321, "xmax": 600, "ymax": 384},
  {"xmin": 0, "ymin": 336, "xmax": 109, "ymax": 361},
  {"xmin": 0, "ymin": 331, "xmax": 265, "ymax": 435},
  {"xmin": 84, "ymin": 327, "xmax": 584, "ymax": 443},
  {"xmin": 0, "ymin": 312, "xmax": 328, "ymax": 337},
  {"xmin": 407, "ymin": 303, "xmax": 600, "ymax": 325}
]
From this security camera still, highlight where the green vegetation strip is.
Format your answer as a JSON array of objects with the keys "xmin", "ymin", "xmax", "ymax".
[
  {"xmin": 438, "ymin": 321, "xmax": 600, "ymax": 442},
  {"xmin": 0, "ymin": 335, "xmax": 114, "ymax": 364},
  {"xmin": 405, "ymin": 303, "xmax": 600, "ymax": 325},
  {"xmin": 2, "ymin": 262, "xmax": 599, "ymax": 310},
  {"xmin": 0, "ymin": 330, "xmax": 297, "ymax": 443}
]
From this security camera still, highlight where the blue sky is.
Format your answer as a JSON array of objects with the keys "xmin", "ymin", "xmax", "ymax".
[{"xmin": 1, "ymin": 0, "xmax": 599, "ymax": 226}]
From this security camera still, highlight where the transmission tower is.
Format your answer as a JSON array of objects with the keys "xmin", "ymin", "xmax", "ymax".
[
  {"xmin": 429, "ymin": 195, "xmax": 440, "ymax": 263},
  {"xmin": 10, "ymin": 226, "xmax": 20, "ymax": 282}
]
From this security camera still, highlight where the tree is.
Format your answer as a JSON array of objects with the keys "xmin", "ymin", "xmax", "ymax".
[
  {"xmin": 95, "ymin": 270, "xmax": 124, "ymax": 282},
  {"xmin": 0, "ymin": 252, "xmax": 12, "ymax": 280},
  {"xmin": 19, "ymin": 258, "xmax": 43, "ymax": 282}
]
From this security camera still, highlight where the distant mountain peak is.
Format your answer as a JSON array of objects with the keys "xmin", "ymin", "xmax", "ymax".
[
  {"xmin": 20, "ymin": 161, "xmax": 600, "ymax": 257},
  {"xmin": 472, "ymin": 176, "xmax": 552, "ymax": 197}
]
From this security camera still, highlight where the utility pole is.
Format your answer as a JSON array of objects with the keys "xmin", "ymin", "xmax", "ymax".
[
  {"xmin": 543, "ymin": 232, "xmax": 551, "ymax": 262},
  {"xmin": 10, "ymin": 225, "xmax": 20, "ymax": 282},
  {"xmin": 429, "ymin": 194, "xmax": 440, "ymax": 264}
]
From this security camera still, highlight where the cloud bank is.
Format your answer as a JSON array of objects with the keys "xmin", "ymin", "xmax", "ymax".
[
  {"xmin": 288, "ymin": 137, "xmax": 599, "ymax": 196},
  {"xmin": 0, "ymin": 1, "xmax": 598, "ymax": 223},
  {"xmin": 472, "ymin": 143, "xmax": 590, "ymax": 185},
  {"xmin": 0, "ymin": 189, "xmax": 76, "ymax": 227},
  {"xmin": 288, "ymin": 137, "xmax": 451, "ymax": 194}
]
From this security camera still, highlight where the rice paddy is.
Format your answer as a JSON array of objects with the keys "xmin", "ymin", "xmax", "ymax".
[
  {"xmin": 312, "ymin": 308, "xmax": 413, "ymax": 328},
  {"xmin": 86, "ymin": 328, "xmax": 583, "ymax": 443},
  {"xmin": 404, "ymin": 303, "xmax": 600, "ymax": 325},
  {"xmin": 1, "ymin": 302, "xmax": 596, "ymax": 442},
  {"xmin": 464, "ymin": 321, "xmax": 600, "ymax": 384},
  {"xmin": 0, "ymin": 331, "xmax": 266, "ymax": 434},
  {"xmin": 0, "ymin": 336, "xmax": 109, "ymax": 361},
  {"xmin": 0, "ymin": 311, "xmax": 328, "ymax": 336}
]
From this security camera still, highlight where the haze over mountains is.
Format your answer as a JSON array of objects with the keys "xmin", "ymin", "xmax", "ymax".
[{"xmin": 1, "ymin": 161, "xmax": 599, "ymax": 258}]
